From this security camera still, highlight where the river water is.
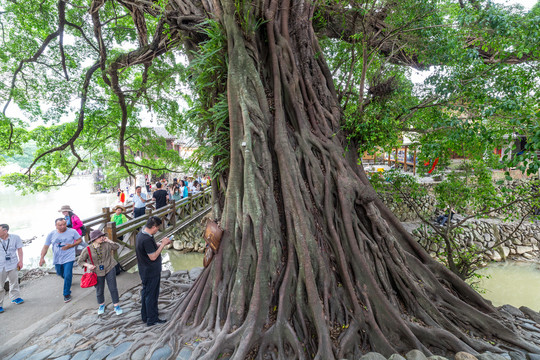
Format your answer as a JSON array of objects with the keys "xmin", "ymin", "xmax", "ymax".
[
  {"xmin": 0, "ymin": 175, "xmax": 202, "ymax": 270},
  {"xmin": 475, "ymin": 261, "xmax": 540, "ymax": 311}
]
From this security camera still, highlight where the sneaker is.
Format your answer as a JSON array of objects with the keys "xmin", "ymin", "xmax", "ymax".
[
  {"xmin": 98, "ymin": 304, "xmax": 105, "ymax": 315},
  {"xmin": 114, "ymin": 305, "xmax": 123, "ymax": 315},
  {"xmin": 0, "ymin": 307, "xmax": 4, "ymax": 313},
  {"xmin": 64, "ymin": 295, "xmax": 72, "ymax": 303},
  {"xmin": 11, "ymin": 298, "xmax": 24, "ymax": 305}
]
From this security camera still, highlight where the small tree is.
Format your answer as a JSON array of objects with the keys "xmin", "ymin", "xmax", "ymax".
[{"xmin": 372, "ymin": 162, "xmax": 540, "ymax": 280}]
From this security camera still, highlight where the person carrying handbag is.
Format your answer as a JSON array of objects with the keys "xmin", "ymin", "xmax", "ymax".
[{"xmin": 78, "ymin": 230, "xmax": 123, "ymax": 315}]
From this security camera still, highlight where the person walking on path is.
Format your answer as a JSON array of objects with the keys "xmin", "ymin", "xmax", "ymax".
[
  {"xmin": 39, "ymin": 218, "xmax": 82, "ymax": 303},
  {"xmin": 119, "ymin": 190, "xmax": 126, "ymax": 205},
  {"xmin": 78, "ymin": 230, "xmax": 123, "ymax": 315},
  {"xmin": 59, "ymin": 205, "xmax": 85, "ymax": 236},
  {"xmin": 0, "ymin": 224, "xmax": 24, "ymax": 313},
  {"xmin": 171, "ymin": 186, "xmax": 182, "ymax": 202},
  {"xmin": 133, "ymin": 186, "xmax": 148, "ymax": 218},
  {"xmin": 135, "ymin": 216, "xmax": 171, "ymax": 326},
  {"xmin": 152, "ymin": 182, "xmax": 169, "ymax": 209}
]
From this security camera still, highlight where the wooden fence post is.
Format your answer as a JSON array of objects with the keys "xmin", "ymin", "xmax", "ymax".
[
  {"xmin": 170, "ymin": 200, "xmax": 177, "ymax": 227},
  {"xmin": 102, "ymin": 207, "xmax": 111, "ymax": 226},
  {"xmin": 404, "ymin": 146, "xmax": 408, "ymax": 171},
  {"xmin": 106, "ymin": 221, "xmax": 117, "ymax": 243}
]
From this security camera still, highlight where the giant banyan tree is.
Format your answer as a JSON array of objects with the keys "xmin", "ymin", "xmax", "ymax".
[{"xmin": 2, "ymin": 0, "xmax": 540, "ymax": 359}]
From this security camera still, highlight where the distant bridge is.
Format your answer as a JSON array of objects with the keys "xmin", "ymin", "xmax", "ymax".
[{"xmin": 81, "ymin": 187, "xmax": 212, "ymax": 270}]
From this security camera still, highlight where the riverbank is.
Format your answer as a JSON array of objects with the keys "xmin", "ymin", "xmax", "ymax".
[{"xmin": 0, "ymin": 175, "xmax": 118, "ymax": 269}]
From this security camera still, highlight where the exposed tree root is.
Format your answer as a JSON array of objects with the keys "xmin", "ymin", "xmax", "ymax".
[
  {"xmin": 79, "ymin": 0, "xmax": 540, "ymax": 359},
  {"xmin": 140, "ymin": 1, "xmax": 540, "ymax": 359}
]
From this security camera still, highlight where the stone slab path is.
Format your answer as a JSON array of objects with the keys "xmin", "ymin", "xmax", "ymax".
[
  {"xmin": 0, "ymin": 271, "xmax": 142, "ymax": 358},
  {"xmin": 1, "ymin": 269, "xmax": 206, "ymax": 360}
]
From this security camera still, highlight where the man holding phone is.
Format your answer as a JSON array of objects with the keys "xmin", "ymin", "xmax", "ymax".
[{"xmin": 135, "ymin": 216, "xmax": 171, "ymax": 326}]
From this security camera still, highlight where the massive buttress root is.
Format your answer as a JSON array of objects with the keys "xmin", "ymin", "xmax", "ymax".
[{"xmin": 148, "ymin": 0, "xmax": 540, "ymax": 358}]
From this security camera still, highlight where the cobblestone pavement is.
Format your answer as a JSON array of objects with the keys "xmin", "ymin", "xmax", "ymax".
[{"xmin": 3, "ymin": 268, "xmax": 206, "ymax": 360}]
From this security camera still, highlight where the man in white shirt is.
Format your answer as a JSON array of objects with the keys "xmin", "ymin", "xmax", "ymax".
[
  {"xmin": 133, "ymin": 186, "xmax": 148, "ymax": 218},
  {"xmin": 0, "ymin": 224, "xmax": 24, "ymax": 313}
]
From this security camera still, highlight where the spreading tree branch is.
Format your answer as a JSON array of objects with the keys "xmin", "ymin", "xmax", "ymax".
[
  {"xmin": 25, "ymin": 62, "xmax": 100, "ymax": 176},
  {"xmin": 65, "ymin": 20, "xmax": 100, "ymax": 53},
  {"xmin": 2, "ymin": 25, "xmax": 60, "ymax": 148},
  {"xmin": 317, "ymin": 5, "xmax": 537, "ymax": 69}
]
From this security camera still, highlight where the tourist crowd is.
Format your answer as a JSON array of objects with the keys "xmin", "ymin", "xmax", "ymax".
[{"xmin": 1, "ymin": 173, "xmax": 210, "ymax": 324}]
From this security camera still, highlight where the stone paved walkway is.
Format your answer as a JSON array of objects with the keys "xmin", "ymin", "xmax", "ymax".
[{"xmin": 2, "ymin": 268, "xmax": 205, "ymax": 360}]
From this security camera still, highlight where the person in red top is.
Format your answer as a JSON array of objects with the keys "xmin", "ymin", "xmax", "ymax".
[
  {"xmin": 119, "ymin": 190, "xmax": 126, "ymax": 205},
  {"xmin": 59, "ymin": 205, "xmax": 84, "ymax": 236}
]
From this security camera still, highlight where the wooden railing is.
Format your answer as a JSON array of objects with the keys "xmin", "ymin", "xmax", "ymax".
[
  {"xmin": 384, "ymin": 146, "xmax": 417, "ymax": 174},
  {"xmin": 81, "ymin": 187, "xmax": 213, "ymax": 269}
]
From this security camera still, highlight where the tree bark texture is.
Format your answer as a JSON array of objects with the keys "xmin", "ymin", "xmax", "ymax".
[
  {"xmin": 134, "ymin": 0, "xmax": 540, "ymax": 359},
  {"xmin": 70, "ymin": 0, "xmax": 540, "ymax": 359}
]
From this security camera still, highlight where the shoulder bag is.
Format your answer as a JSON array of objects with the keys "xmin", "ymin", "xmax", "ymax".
[{"xmin": 80, "ymin": 248, "xmax": 98, "ymax": 288}]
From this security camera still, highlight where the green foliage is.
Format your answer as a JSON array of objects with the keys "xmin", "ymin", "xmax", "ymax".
[
  {"xmin": 434, "ymin": 161, "xmax": 499, "ymax": 214},
  {"xmin": 374, "ymin": 161, "xmax": 538, "ymax": 280},
  {"xmin": 371, "ymin": 169, "xmax": 429, "ymax": 210},
  {"xmin": 1, "ymin": 140, "xmax": 38, "ymax": 168},
  {"xmin": 0, "ymin": 0, "xmax": 190, "ymax": 190},
  {"xmin": 318, "ymin": 0, "xmax": 539, "ymax": 176},
  {"xmin": 234, "ymin": 0, "xmax": 266, "ymax": 38},
  {"xmin": 180, "ymin": 20, "xmax": 230, "ymax": 180}
]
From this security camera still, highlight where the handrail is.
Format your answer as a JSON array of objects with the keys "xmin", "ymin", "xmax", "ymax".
[{"xmin": 79, "ymin": 187, "xmax": 213, "ymax": 268}]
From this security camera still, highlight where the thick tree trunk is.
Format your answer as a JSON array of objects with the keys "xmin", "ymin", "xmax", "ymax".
[{"xmin": 151, "ymin": 1, "xmax": 540, "ymax": 359}]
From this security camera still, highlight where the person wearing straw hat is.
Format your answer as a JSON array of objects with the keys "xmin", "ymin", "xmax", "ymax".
[
  {"xmin": 59, "ymin": 205, "xmax": 85, "ymax": 237},
  {"xmin": 78, "ymin": 230, "xmax": 123, "ymax": 315},
  {"xmin": 111, "ymin": 205, "xmax": 128, "ymax": 241},
  {"xmin": 111, "ymin": 205, "xmax": 128, "ymax": 227}
]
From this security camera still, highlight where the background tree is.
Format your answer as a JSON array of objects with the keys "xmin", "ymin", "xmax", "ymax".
[
  {"xmin": 322, "ymin": 1, "xmax": 540, "ymax": 169},
  {"xmin": 372, "ymin": 164, "xmax": 540, "ymax": 281},
  {"xmin": 1, "ymin": 0, "xmax": 540, "ymax": 359}
]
